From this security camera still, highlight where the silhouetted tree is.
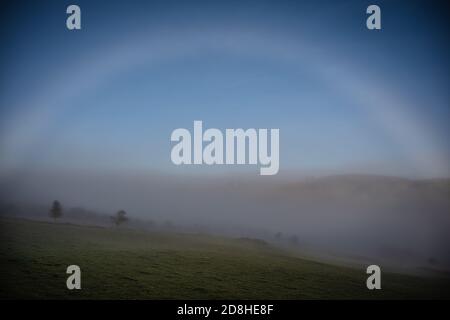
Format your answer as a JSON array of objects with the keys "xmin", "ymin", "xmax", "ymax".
[
  {"xmin": 289, "ymin": 235, "xmax": 299, "ymax": 246},
  {"xmin": 428, "ymin": 257, "xmax": 438, "ymax": 266},
  {"xmin": 49, "ymin": 200, "xmax": 63, "ymax": 222},
  {"xmin": 111, "ymin": 210, "xmax": 128, "ymax": 227},
  {"xmin": 163, "ymin": 220, "xmax": 174, "ymax": 229}
]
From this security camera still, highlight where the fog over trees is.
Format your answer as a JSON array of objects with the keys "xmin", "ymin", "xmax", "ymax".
[
  {"xmin": 49, "ymin": 200, "xmax": 63, "ymax": 222},
  {"xmin": 1, "ymin": 170, "xmax": 449, "ymax": 271}
]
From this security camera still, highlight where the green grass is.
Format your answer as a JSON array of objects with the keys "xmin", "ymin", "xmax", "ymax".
[{"xmin": 0, "ymin": 217, "xmax": 449, "ymax": 299}]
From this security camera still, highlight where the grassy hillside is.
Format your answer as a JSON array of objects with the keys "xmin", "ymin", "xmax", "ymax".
[{"xmin": 0, "ymin": 218, "xmax": 449, "ymax": 299}]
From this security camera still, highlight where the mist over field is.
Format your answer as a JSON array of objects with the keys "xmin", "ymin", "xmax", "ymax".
[
  {"xmin": 0, "ymin": 0, "xmax": 449, "ymax": 300},
  {"xmin": 2, "ymin": 170, "xmax": 449, "ymax": 272}
]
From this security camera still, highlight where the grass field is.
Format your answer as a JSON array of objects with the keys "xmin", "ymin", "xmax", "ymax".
[{"xmin": 0, "ymin": 217, "xmax": 449, "ymax": 299}]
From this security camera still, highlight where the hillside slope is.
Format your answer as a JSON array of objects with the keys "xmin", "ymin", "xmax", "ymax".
[{"xmin": 1, "ymin": 218, "xmax": 449, "ymax": 299}]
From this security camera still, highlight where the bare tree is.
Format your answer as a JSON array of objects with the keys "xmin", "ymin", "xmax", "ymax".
[
  {"xmin": 111, "ymin": 210, "xmax": 128, "ymax": 227},
  {"xmin": 49, "ymin": 200, "xmax": 63, "ymax": 222},
  {"xmin": 289, "ymin": 235, "xmax": 299, "ymax": 246}
]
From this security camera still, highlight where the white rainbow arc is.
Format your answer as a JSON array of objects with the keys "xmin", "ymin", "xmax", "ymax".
[{"xmin": 0, "ymin": 27, "xmax": 447, "ymax": 177}]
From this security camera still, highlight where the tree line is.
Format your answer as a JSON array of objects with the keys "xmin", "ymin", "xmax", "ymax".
[{"xmin": 49, "ymin": 200, "xmax": 128, "ymax": 227}]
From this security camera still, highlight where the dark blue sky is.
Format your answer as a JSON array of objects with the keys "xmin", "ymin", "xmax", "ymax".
[{"xmin": 0, "ymin": 0, "xmax": 449, "ymax": 177}]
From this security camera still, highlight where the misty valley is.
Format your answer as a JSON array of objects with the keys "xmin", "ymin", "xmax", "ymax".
[{"xmin": 1, "ymin": 172, "xmax": 449, "ymax": 276}]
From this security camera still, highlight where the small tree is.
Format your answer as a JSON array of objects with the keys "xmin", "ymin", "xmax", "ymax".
[
  {"xmin": 289, "ymin": 235, "xmax": 299, "ymax": 246},
  {"xmin": 111, "ymin": 210, "xmax": 128, "ymax": 227},
  {"xmin": 49, "ymin": 200, "xmax": 63, "ymax": 222}
]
